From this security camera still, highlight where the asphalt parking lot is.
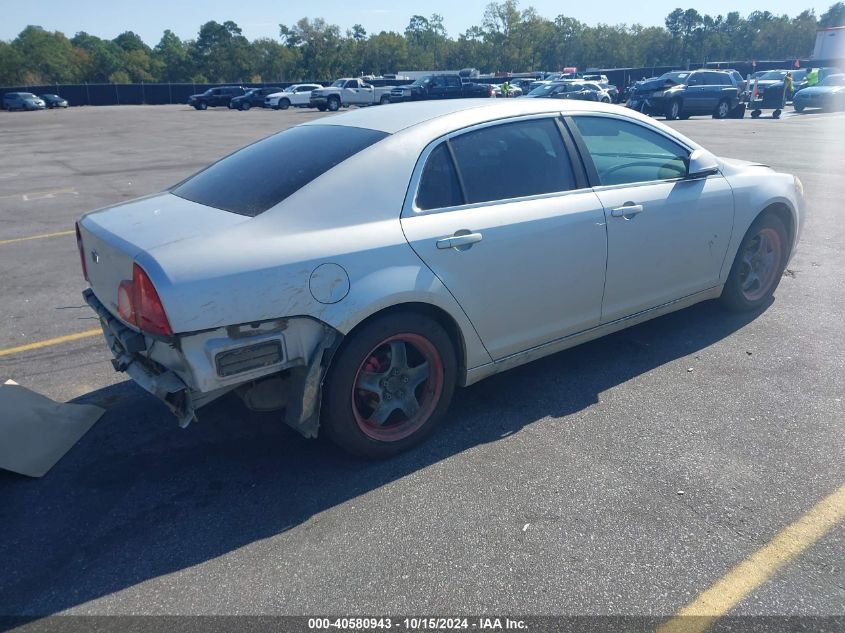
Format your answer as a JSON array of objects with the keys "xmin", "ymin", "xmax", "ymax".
[{"xmin": 0, "ymin": 104, "xmax": 843, "ymax": 624}]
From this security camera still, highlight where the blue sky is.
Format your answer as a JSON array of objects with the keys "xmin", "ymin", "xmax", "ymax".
[{"xmin": 1, "ymin": 0, "xmax": 835, "ymax": 44}]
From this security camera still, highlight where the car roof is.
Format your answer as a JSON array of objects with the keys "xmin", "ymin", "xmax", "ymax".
[{"xmin": 302, "ymin": 99, "xmax": 645, "ymax": 135}]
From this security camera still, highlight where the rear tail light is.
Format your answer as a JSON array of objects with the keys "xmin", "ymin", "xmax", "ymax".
[
  {"xmin": 75, "ymin": 222, "xmax": 89, "ymax": 282},
  {"xmin": 117, "ymin": 264, "xmax": 173, "ymax": 337}
]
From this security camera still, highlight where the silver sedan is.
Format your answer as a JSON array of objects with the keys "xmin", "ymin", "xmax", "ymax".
[{"xmin": 77, "ymin": 99, "xmax": 805, "ymax": 457}]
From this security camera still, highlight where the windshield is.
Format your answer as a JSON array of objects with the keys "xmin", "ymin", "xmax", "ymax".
[
  {"xmin": 172, "ymin": 125, "xmax": 389, "ymax": 217},
  {"xmin": 658, "ymin": 72, "xmax": 690, "ymax": 84},
  {"xmin": 412, "ymin": 77, "xmax": 431, "ymax": 86},
  {"xmin": 21, "ymin": 93, "xmax": 37, "ymax": 99},
  {"xmin": 330, "ymin": 80, "xmax": 345, "ymax": 87},
  {"xmin": 758, "ymin": 71, "xmax": 787, "ymax": 80},
  {"xmin": 528, "ymin": 83, "xmax": 561, "ymax": 96},
  {"xmin": 822, "ymin": 74, "xmax": 845, "ymax": 86}
]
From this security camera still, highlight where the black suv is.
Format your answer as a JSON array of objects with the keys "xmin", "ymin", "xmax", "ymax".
[
  {"xmin": 229, "ymin": 87, "xmax": 284, "ymax": 111},
  {"xmin": 389, "ymin": 74, "xmax": 493, "ymax": 102},
  {"xmin": 187, "ymin": 86, "xmax": 246, "ymax": 110},
  {"xmin": 626, "ymin": 70, "xmax": 742, "ymax": 120}
]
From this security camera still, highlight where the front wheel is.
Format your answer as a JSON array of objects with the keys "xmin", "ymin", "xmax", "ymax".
[
  {"xmin": 666, "ymin": 99, "xmax": 681, "ymax": 120},
  {"xmin": 197, "ymin": 101, "xmax": 208, "ymax": 111},
  {"xmin": 327, "ymin": 97, "xmax": 340, "ymax": 112},
  {"xmin": 321, "ymin": 312, "xmax": 456, "ymax": 459},
  {"xmin": 720, "ymin": 213, "xmax": 789, "ymax": 312},
  {"xmin": 794, "ymin": 103, "xmax": 804, "ymax": 113},
  {"xmin": 241, "ymin": 102, "xmax": 251, "ymax": 111},
  {"xmin": 278, "ymin": 98, "xmax": 290, "ymax": 110}
]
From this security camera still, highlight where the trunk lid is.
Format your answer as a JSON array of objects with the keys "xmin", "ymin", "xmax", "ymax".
[{"xmin": 78, "ymin": 192, "xmax": 247, "ymax": 321}]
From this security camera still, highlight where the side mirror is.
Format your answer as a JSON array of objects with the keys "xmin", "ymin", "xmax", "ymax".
[{"xmin": 686, "ymin": 148, "xmax": 720, "ymax": 179}]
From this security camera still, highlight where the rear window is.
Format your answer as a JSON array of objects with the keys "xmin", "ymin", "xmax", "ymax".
[{"xmin": 171, "ymin": 125, "xmax": 388, "ymax": 217}]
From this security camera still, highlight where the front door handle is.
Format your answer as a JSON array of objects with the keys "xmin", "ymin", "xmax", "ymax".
[
  {"xmin": 436, "ymin": 232, "xmax": 483, "ymax": 250},
  {"xmin": 610, "ymin": 204, "xmax": 644, "ymax": 219}
]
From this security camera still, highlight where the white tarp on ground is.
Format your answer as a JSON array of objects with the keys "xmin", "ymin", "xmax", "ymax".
[{"xmin": 0, "ymin": 381, "xmax": 104, "ymax": 477}]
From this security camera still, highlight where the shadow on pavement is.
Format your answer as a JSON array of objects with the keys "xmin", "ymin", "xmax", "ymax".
[{"xmin": 0, "ymin": 299, "xmax": 764, "ymax": 616}]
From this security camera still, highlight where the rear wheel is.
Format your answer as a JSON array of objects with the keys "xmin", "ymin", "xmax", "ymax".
[
  {"xmin": 713, "ymin": 99, "xmax": 731, "ymax": 119},
  {"xmin": 322, "ymin": 312, "xmax": 456, "ymax": 459},
  {"xmin": 379, "ymin": 94, "xmax": 390, "ymax": 105},
  {"xmin": 279, "ymin": 98, "xmax": 290, "ymax": 110},
  {"xmin": 720, "ymin": 213, "xmax": 789, "ymax": 311}
]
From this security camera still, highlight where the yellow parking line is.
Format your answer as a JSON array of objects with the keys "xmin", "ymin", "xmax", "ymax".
[
  {"xmin": 658, "ymin": 482, "xmax": 845, "ymax": 633},
  {"xmin": 0, "ymin": 230, "xmax": 75, "ymax": 246},
  {"xmin": 0, "ymin": 329, "xmax": 101, "ymax": 358}
]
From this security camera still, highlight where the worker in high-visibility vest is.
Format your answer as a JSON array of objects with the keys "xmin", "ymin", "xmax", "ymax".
[{"xmin": 807, "ymin": 68, "xmax": 819, "ymax": 87}]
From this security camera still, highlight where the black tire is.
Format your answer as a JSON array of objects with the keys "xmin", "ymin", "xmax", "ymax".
[
  {"xmin": 750, "ymin": 109, "xmax": 761, "ymax": 118},
  {"xmin": 730, "ymin": 103, "xmax": 746, "ymax": 119},
  {"xmin": 794, "ymin": 103, "xmax": 804, "ymax": 113},
  {"xmin": 317, "ymin": 105, "xmax": 327, "ymax": 112},
  {"xmin": 197, "ymin": 101, "xmax": 208, "ymax": 111},
  {"xmin": 321, "ymin": 311, "xmax": 457, "ymax": 459},
  {"xmin": 720, "ymin": 213, "xmax": 790, "ymax": 312},
  {"xmin": 379, "ymin": 95, "xmax": 390, "ymax": 105},
  {"xmin": 666, "ymin": 99, "xmax": 681, "ymax": 120},
  {"xmin": 241, "ymin": 102, "xmax": 251, "ymax": 111},
  {"xmin": 327, "ymin": 97, "xmax": 340, "ymax": 112},
  {"xmin": 279, "ymin": 98, "xmax": 290, "ymax": 110},
  {"xmin": 713, "ymin": 99, "xmax": 731, "ymax": 119}
]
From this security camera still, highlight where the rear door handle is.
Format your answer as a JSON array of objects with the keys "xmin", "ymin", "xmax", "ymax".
[
  {"xmin": 610, "ymin": 204, "xmax": 644, "ymax": 218},
  {"xmin": 436, "ymin": 232, "xmax": 483, "ymax": 250}
]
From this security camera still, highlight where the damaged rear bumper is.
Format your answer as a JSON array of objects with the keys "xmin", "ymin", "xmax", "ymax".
[
  {"xmin": 83, "ymin": 288, "xmax": 340, "ymax": 436},
  {"xmin": 84, "ymin": 288, "xmax": 199, "ymax": 426}
]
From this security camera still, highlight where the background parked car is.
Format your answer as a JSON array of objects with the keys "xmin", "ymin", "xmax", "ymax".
[
  {"xmin": 793, "ymin": 73, "xmax": 845, "ymax": 112},
  {"xmin": 526, "ymin": 81, "xmax": 611, "ymax": 102},
  {"xmin": 265, "ymin": 84, "xmax": 323, "ymax": 110},
  {"xmin": 311, "ymin": 78, "xmax": 393, "ymax": 111},
  {"xmin": 229, "ymin": 87, "xmax": 284, "ymax": 111},
  {"xmin": 627, "ymin": 70, "xmax": 742, "ymax": 120},
  {"xmin": 3, "ymin": 92, "xmax": 46, "ymax": 111},
  {"xmin": 389, "ymin": 74, "xmax": 494, "ymax": 103},
  {"xmin": 40, "ymin": 94, "xmax": 68, "ymax": 108},
  {"xmin": 187, "ymin": 86, "xmax": 246, "ymax": 110}
]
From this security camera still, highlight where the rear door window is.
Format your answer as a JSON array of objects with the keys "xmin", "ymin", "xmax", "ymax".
[
  {"xmin": 448, "ymin": 118, "xmax": 576, "ymax": 204},
  {"xmin": 172, "ymin": 125, "xmax": 389, "ymax": 217},
  {"xmin": 416, "ymin": 143, "xmax": 463, "ymax": 210}
]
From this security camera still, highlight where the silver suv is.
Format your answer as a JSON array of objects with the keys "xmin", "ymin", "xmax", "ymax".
[{"xmin": 3, "ymin": 92, "xmax": 46, "ymax": 111}]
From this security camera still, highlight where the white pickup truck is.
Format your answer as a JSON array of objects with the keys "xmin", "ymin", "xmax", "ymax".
[{"xmin": 309, "ymin": 78, "xmax": 393, "ymax": 111}]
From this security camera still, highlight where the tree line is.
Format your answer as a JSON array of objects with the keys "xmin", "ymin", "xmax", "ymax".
[{"xmin": 1, "ymin": 1, "xmax": 844, "ymax": 86}]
